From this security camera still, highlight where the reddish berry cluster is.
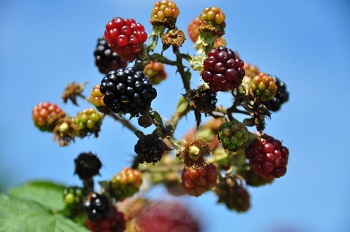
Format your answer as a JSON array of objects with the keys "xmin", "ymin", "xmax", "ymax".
[
  {"xmin": 187, "ymin": 17, "xmax": 200, "ymax": 42},
  {"xmin": 247, "ymin": 134, "xmax": 289, "ymax": 179},
  {"xmin": 104, "ymin": 17, "xmax": 147, "ymax": 61},
  {"xmin": 181, "ymin": 163, "xmax": 217, "ymax": 197},
  {"xmin": 249, "ymin": 73, "xmax": 278, "ymax": 102},
  {"xmin": 136, "ymin": 201, "xmax": 201, "ymax": 232},
  {"xmin": 143, "ymin": 61, "xmax": 167, "ymax": 84},
  {"xmin": 202, "ymin": 46, "xmax": 245, "ymax": 92},
  {"xmin": 109, "ymin": 168, "xmax": 143, "ymax": 201},
  {"xmin": 32, "ymin": 102, "xmax": 65, "ymax": 132}
]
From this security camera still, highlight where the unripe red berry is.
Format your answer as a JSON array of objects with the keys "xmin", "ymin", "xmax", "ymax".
[{"xmin": 181, "ymin": 163, "xmax": 217, "ymax": 197}]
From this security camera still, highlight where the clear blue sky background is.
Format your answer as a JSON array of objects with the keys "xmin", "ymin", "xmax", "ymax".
[{"xmin": 1, "ymin": 0, "xmax": 350, "ymax": 232}]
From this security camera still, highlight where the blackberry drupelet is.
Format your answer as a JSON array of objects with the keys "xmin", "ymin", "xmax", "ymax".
[
  {"xmin": 100, "ymin": 67, "xmax": 157, "ymax": 117},
  {"xmin": 94, "ymin": 36, "xmax": 127, "ymax": 74}
]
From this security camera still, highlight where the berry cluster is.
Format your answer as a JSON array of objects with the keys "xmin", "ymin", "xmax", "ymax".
[
  {"xmin": 104, "ymin": 17, "xmax": 147, "ymax": 61},
  {"xmin": 100, "ymin": 67, "xmax": 157, "ymax": 116},
  {"xmin": 31, "ymin": 2, "xmax": 292, "ymax": 230},
  {"xmin": 201, "ymin": 46, "xmax": 245, "ymax": 92},
  {"xmin": 109, "ymin": 168, "xmax": 143, "ymax": 201}
]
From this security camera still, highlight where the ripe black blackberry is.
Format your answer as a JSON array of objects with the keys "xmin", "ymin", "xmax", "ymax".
[
  {"xmin": 265, "ymin": 77, "xmax": 289, "ymax": 111},
  {"xmin": 134, "ymin": 132, "xmax": 167, "ymax": 164},
  {"xmin": 83, "ymin": 193, "xmax": 110, "ymax": 221},
  {"xmin": 94, "ymin": 36, "xmax": 127, "ymax": 74},
  {"xmin": 100, "ymin": 67, "xmax": 157, "ymax": 117},
  {"xmin": 74, "ymin": 152, "xmax": 102, "ymax": 180},
  {"xmin": 189, "ymin": 87, "xmax": 217, "ymax": 115}
]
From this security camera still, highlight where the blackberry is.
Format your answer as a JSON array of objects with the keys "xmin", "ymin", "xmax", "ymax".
[
  {"xmin": 215, "ymin": 175, "xmax": 250, "ymax": 212},
  {"xmin": 249, "ymin": 73, "xmax": 277, "ymax": 102},
  {"xmin": 84, "ymin": 193, "xmax": 110, "ymax": 221},
  {"xmin": 188, "ymin": 87, "xmax": 217, "ymax": 115},
  {"xmin": 150, "ymin": 0, "xmax": 180, "ymax": 28},
  {"xmin": 187, "ymin": 17, "xmax": 200, "ymax": 43},
  {"xmin": 143, "ymin": 61, "xmax": 167, "ymax": 85},
  {"xmin": 94, "ymin": 36, "xmax": 127, "ymax": 74},
  {"xmin": 86, "ymin": 205, "xmax": 126, "ymax": 232},
  {"xmin": 136, "ymin": 200, "xmax": 201, "ymax": 232},
  {"xmin": 247, "ymin": 134, "xmax": 289, "ymax": 179},
  {"xmin": 134, "ymin": 132, "xmax": 166, "ymax": 164},
  {"xmin": 32, "ymin": 102, "xmax": 65, "ymax": 132},
  {"xmin": 63, "ymin": 186, "xmax": 85, "ymax": 210},
  {"xmin": 237, "ymin": 169, "xmax": 274, "ymax": 187},
  {"xmin": 201, "ymin": 46, "xmax": 245, "ymax": 92},
  {"xmin": 89, "ymin": 85, "xmax": 105, "ymax": 108},
  {"xmin": 100, "ymin": 67, "xmax": 157, "ymax": 117},
  {"xmin": 181, "ymin": 163, "xmax": 217, "ymax": 197},
  {"xmin": 218, "ymin": 120, "xmax": 249, "ymax": 151},
  {"xmin": 265, "ymin": 77, "xmax": 289, "ymax": 111},
  {"xmin": 109, "ymin": 168, "xmax": 143, "ymax": 201},
  {"xmin": 74, "ymin": 108, "xmax": 103, "ymax": 137},
  {"xmin": 74, "ymin": 152, "xmax": 102, "ymax": 180},
  {"xmin": 198, "ymin": 6, "xmax": 226, "ymax": 37},
  {"xmin": 104, "ymin": 17, "xmax": 147, "ymax": 61}
]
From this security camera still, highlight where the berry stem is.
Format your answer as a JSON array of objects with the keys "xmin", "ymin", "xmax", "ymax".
[
  {"xmin": 83, "ymin": 177, "xmax": 94, "ymax": 194},
  {"xmin": 173, "ymin": 46, "xmax": 191, "ymax": 92},
  {"xmin": 106, "ymin": 111, "xmax": 139, "ymax": 133}
]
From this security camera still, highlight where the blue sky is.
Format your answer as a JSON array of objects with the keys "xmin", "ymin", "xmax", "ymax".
[{"xmin": 1, "ymin": 0, "xmax": 350, "ymax": 232}]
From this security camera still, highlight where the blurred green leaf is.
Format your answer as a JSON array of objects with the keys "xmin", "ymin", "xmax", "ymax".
[
  {"xmin": 9, "ymin": 180, "xmax": 67, "ymax": 211},
  {"xmin": 0, "ymin": 194, "xmax": 89, "ymax": 232}
]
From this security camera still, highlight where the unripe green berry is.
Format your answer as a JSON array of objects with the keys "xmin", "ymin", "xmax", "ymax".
[{"xmin": 218, "ymin": 120, "xmax": 249, "ymax": 151}]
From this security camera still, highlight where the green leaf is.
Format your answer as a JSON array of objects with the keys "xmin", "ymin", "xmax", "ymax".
[
  {"xmin": 9, "ymin": 180, "xmax": 67, "ymax": 211},
  {"xmin": 0, "ymin": 194, "xmax": 89, "ymax": 232}
]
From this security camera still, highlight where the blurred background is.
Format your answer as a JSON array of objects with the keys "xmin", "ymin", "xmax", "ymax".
[{"xmin": 1, "ymin": 0, "xmax": 350, "ymax": 231}]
